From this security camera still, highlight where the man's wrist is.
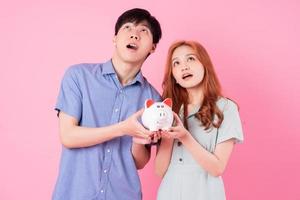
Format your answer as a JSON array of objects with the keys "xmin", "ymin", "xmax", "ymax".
[{"xmin": 114, "ymin": 122, "xmax": 125, "ymax": 137}]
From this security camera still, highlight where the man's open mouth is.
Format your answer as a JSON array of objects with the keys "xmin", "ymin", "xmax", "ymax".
[{"xmin": 126, "ymin": 43, "xmax": 138, "ymax": 50}]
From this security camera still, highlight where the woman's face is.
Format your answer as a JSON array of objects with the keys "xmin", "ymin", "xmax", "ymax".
[{"xmin": 171, "ymin": 45, "xmax": 205, "ymax": 90}]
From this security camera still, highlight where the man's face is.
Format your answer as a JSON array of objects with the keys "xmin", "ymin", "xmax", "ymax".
[{"xmin": 113, "ymin": 21, "xmax": 155, "ymax": 64}]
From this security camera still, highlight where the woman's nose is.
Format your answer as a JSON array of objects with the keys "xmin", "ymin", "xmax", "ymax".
[{"xmin": 181, "ymin": 65, "xmax": 190, "ymax": 71}]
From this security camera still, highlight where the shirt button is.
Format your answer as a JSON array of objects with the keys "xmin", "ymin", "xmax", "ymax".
[
  {"xmin": 107, "ymin": 149, "xmax": 111, "ymax": 153},
  {"xmin": 104, "ymin": 169, "xmax": 107, "ymax": 173},
  {"xmin": 100, "ymin": 190, "xmax": 104, "ymax": 193},
  {"xmin": 177, "ymin": 141, "xmax": 182, "ymax": 146},
  {"xmin": 179, "ymin": 158, "xmax": 183, "ymax": 162},
  {"xmin": 115, "ymin": 108, "xmax": 119, "ymax": 112}
]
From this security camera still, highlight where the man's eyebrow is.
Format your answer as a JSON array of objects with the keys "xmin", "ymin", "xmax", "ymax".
[
  {"xmin": 138, "ymin": 23, "xmax": 150, "ymax": 29},
  {"xmin": 122, "ymin": 22, "xmax": 133, "ymax": 26}
]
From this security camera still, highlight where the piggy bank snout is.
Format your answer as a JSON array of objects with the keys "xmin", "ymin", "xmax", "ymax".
[
  {"xmin": 158, "ymin": 110, "xmax": 167, "ymax": 118},
  {"xmin": 142, "ymin": 98, "xmax": 174, "ymax": 131}
]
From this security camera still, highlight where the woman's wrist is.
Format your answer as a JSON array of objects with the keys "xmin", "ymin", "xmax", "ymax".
[{"xmin": 179, "ymin": 132, "xmax": 192, "ymax": 144}]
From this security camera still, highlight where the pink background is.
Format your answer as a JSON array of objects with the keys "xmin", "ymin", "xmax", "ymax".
[{"xmin": 1, "ymin": 0, "xmax": 300, "ymax": 199}]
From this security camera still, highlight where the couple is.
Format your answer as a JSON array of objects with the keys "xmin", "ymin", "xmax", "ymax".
[{"xmin": 53, "ymin": 8, "xmax": 244, "ymax": 200}]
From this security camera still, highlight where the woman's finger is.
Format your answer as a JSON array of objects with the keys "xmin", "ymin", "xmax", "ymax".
[{"xmin": 173, "ymin": 112, "xmax": 183, "ymax": 126}]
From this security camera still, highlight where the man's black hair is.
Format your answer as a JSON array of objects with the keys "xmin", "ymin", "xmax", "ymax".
[{"xmin": 115, "ymin": 8, "xmax": 162, "ymax": 44}]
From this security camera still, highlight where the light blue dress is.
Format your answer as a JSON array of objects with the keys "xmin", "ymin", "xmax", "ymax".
[{"xmin": 157, "ymin": 98, "xmax": 244, "ymax": 200}]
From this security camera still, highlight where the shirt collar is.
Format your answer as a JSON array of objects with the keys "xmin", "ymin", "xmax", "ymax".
[
  {"xmin": 132, "ymin": 70, "xmax": 145, "ymax": 85},
  {"xmin": 179, "ymin": 104, "xmax": 200, "ymax": 119},
  {"xmin": 101, "ymin": 59, "xmax": 145, "ymax": 86},
  {"xmin": 101, "ymin": 59, "xmax": 116, "ymax": 75}
]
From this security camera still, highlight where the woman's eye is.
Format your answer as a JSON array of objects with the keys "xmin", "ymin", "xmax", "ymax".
[
  {"xmin": 188, "ymin": 56, "xmax": 195, "ymax": 61},
  {"xmin": 173, "ymin": 61, "xmax": 179, "ymax": 67}
]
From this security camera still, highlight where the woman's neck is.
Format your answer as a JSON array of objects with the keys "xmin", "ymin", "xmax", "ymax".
[{"xmin": 187, "ymin": 86, "xmax": 204, "ymax": 106}]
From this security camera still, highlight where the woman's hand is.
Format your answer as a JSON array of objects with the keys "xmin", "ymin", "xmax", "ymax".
[{"xmin": 164, "ymin": 112, "xmax": 190, "ymax": 141}]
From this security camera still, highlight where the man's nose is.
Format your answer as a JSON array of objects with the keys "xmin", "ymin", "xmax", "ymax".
[{"xmin": 130, "ymin": 34, "xmax": 139, "ymax": 40}]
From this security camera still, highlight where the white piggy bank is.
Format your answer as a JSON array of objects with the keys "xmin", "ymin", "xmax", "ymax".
[{"xmin": 141, "ymin": 98, "xmax": 173, "ymax": 131}]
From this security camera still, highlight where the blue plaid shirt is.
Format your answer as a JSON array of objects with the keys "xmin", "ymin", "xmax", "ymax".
[{"xmin": 53, "ymin": 60, "xmax": 161, "ymax": 200}]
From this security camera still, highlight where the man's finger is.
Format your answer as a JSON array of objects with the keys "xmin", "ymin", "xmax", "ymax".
[
  {"xmin": 137, "ymin": 130, "xmax": 152, "ymax": 139},
  {"xmin": 134, "ymin": 108, "xmax": 145, "ymax": 117},
  {"xmin": 133, "ymin": 137, "xmax": 151, "ymax": 144}
]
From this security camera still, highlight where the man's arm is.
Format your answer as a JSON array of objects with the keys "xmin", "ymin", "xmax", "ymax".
[
  {"xmin": 59, "ymin": 109, "xmax": 151, "ymax": 148},
  {"xmin": 131, "ymin": 130, "xmax": 162, "ymax": 169},
  {"xmin": 154, "ymin": 136, "xmax": 174, "ymax": 177},
  {"xmin": 131, "ymin": 143, "xmax": 151, "ymax": 169}
]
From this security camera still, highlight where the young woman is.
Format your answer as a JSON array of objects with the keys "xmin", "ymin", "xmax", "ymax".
[{"xmin": 155, "ymin": 40, "xmax": 244, "ymax": 200}]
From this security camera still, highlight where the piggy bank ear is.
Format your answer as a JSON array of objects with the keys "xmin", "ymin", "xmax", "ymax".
[
  {"xmin": 163, "ymin": 98, "xmax": 172, "ymax": 108},
  {"xmin": 145, "ymin": 99, "xmax": 154, "ymax": 108}
]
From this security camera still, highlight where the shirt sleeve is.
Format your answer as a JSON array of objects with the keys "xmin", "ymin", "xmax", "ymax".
[
  {"xmin": 55, "ymin": 66, "xmax": 82, "ymax": 121},
  {"xmin": 217, "ymin": 99, "xmax": 244, "ymax": 144},
  {"xmin": 151, "ymin": 86, "xmax": 162, "ymax": 102},
  {"xmin": 153, "ymin": 92, "xmax": 162, "ymax": 102}
]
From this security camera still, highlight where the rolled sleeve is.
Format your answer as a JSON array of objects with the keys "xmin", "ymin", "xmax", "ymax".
[{"xmin": 55, "ymin": 66, "xmax": 82, "ymax": 121}]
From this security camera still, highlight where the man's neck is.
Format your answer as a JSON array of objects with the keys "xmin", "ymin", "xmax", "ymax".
[{"xmin": 111, "ymin": 57, "xmax": 142, "ymax": 86}]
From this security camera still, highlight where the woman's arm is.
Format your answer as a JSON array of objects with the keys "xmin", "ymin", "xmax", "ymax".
[
  {"xmin": 181, "ymin": 135, "xmax": 234, "ymax": 177},
  {"xmin": 167, "ymin": 113, "xmax": 235, "ymax": 177}
]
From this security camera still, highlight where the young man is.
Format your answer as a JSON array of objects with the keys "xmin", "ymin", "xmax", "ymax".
[{"xmin": 52, "ymin": 8, "xmax": 162, "ymax": 200}]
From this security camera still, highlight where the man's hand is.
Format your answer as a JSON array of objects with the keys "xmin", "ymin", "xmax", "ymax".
[
  {"xmin": 132, "ymin": 130, "xmax": 162, "ymax": 144},
  {"xmin": 120, "ymin": 109, "xmax": 152, "ymax": 140}
]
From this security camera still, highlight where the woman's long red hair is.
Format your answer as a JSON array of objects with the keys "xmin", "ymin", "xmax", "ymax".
[{"xmin": 162, "ymin": 40, "xmax": 224, "ymax": 130}]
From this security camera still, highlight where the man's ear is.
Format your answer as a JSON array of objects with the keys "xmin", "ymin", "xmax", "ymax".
[
  {"xmin": 150, "ymin": 44, "xmax": 156, "ymax": 53},
  {"xmin": 112, "ymin": 36, "xmax": 117, "ymax": 46}
]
